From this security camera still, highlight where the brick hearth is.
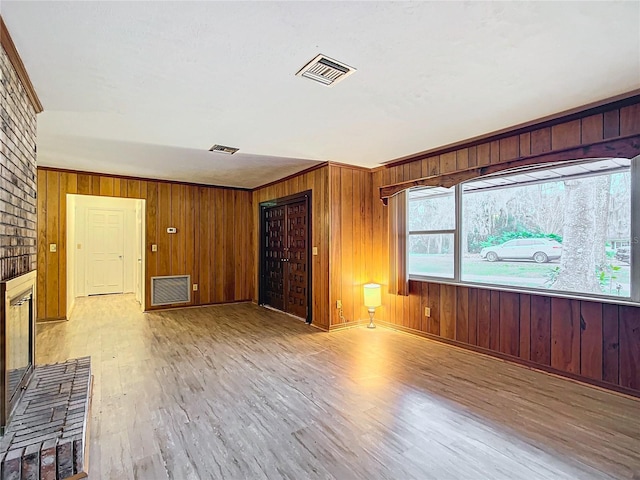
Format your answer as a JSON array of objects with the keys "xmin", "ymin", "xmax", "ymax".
[{"xmin": 0, "ymin": 358, "xmax": 91, "ymax": 480}]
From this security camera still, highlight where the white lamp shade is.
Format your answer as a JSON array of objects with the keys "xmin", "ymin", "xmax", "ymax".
[{"xmin": 363, "ymin": 283, "xmax": 382, "ymax": 308}]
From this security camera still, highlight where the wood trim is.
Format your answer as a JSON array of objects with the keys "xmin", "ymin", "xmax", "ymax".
[
  {"xmin": 143, "ymin": 299, "xmax": 252, "ymax": 314},
  {"xmin": 35, "ymin": 316, "xmax": 67, "ymax": 323},
  {"xmin": 252, "ymin": 162, "xmax": 328, "ymax": 191},
  {"xmin": 0, "ymin": 16, "xmax": 43, "ymax": 113},
  {"xmin": 379, "ymin": 134, "xmax": 640, "ymax": 201},
  {"xmin": 374, "ymin": 320, "xmax": 640, "ymax": 399},
  {"xmin": 37, "ymin": 166, "xmax": 252, "ymax": 192},
  {"xmin": 328, "ymin": 319, "xmax": 367, "ymax": 331},
  {"xmin": 379, "ymin": 89, "xmax": 640, "ymax": 169},
  {"xmin": 327, "ymin": 161, "xmax": 372, "ymax": 172}
]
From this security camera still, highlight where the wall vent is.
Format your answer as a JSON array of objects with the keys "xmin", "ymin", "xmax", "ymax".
[
  {"xmin": 209, "ymin": 144, "xmax": 239, "ymax": 155},
  {"xmin": 151, "ymin": 275, "xmax": 191, "ymax": 306},
  {"xmin": 295, "ymin": 54, "xmax": 356, "ymax": 87}
]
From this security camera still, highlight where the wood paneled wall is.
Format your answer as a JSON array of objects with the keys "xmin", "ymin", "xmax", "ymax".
[
  {"xmin": 377, "ymin": 281, "xmax": 640, "ymax": 394},
  {"xmin": 371, "ymin": 96, "xmax": 640, "ymax": 396},
  {"xmin": 37, "ymin": 168, "xmax": 253, "ymax": 320},
  {"xmin": 252, "ymin": 166, "xmax": 330, "ymax": 330},
  {"xmin": 328, "ymin": 165, "xmax": 374, "ymax": 328}
]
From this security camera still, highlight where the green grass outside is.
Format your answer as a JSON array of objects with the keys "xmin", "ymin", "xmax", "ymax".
[{"xmin": 409, "ymin": 254, "xmax": 631, "ymax": 297}]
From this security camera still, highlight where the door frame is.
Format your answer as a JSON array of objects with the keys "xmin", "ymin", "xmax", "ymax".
[
  {"xmin": 66, "ymin": 194, "xmax": 146, "ymax": 317},
  {"xmin": 259, "ymin": 190, "xmax": 313, "ymax": 324}
]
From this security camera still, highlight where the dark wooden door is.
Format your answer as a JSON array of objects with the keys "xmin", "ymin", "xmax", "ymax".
[
  {"xmin": 285, "ymin": 200, "xmax": 308, "ymax": 319},
  {"xmin": 264, "ymin": 205, "xmax": 285, "ymax": 311},
  {"xmin": 260, "ymin": 193, "xmax": 311, "ymax": 322}
]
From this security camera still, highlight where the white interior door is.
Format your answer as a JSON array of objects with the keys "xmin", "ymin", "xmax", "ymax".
[{"xmin": 87, "ymin": 208, "xmax": 124, "ymax": 295}]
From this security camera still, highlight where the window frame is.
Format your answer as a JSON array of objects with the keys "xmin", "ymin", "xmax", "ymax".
[
  {"xmin": 407, "ymin": 187, "xmax": 456, "ymax": 279},
  {"xmin": 407, "ymin": 157, "xmax": 639, "ymax": 305}
]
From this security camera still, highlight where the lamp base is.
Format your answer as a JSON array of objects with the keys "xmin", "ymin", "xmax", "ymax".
[{"xmin": 367, "ymin": 307, "xmax": 376, "ymax": 329}]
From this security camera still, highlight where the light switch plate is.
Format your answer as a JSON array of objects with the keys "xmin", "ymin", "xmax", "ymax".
[
  {"xmin": 425, "ymin": 307, "xmax": 431, "ymax": 317},
  {"xmin": 49, "ymin": 244, "xmax": 57, "ymax": 252},
  {"xmin": 151, "ymin": 244, "xmax": 158, "ymax": 252},
  {"xmin": 313, "ymin": 246, "xmax": 318, "ymax": 255}
]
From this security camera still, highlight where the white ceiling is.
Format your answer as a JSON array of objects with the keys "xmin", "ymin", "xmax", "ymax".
[{"xmin": 2, "ymin": 1, "xmax": 639, "ymax": 189}]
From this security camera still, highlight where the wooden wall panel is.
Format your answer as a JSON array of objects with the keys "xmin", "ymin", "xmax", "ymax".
[
  {"xmin": 477, "ymin": 289, "xmax": 491, "ymax": 349},
  {"xmin": 253, "ymin": 165, "xmax": 331, "ymax": 330},
  {"xmin": 467, "ymin": 288, "xmax": 478, "ymax": 346},
  {"xmin": 580, "ymin": 302, "xmax": 603, "ymax": 381},
  {"xmin": 603, "ymin": 110, "xmax": 620, "ymax": 138},
  {"xmin": 580, "ymin": 114, "xmax": 604, "ymax": 144},
  {"xmin": 519, "ymin": 294, "xmax": 531, "ymax": 361},
  {"xmin": 489, "ymin": 291, "xmax": 500, "ymax": 351},
  {"xmin": 602, "ymin": 304, "xmax": 620, "ymax": 384},
  {"xmin": 499, "ymin": 292, "xmax": 520, "ymax": 357},
  {"xmin": 426, "ymin": 283, "xmax": 440, "ymax": 335},
  {"xmin": 323, "ymin": 165, "xmax": 374, "ymax": 329},
  {"xmin": 455, "ymin": 287, "xmax": 469, "ymax": 343},
  {"xmin": 551, "ymin": 298, "xmax": 580, "ymax": 374},
  {"xmin": 36, "ymin": 168, "xmax": 253, "ymax": 320},
  {"xmin": 439, "ymin": 284, "xmax": 456, "ymax": 339},
  {"xmin": 45, "ymin": 171, "xmax": 60, "ymax": 319},
  {"xmin": 619, "ymin": 306, "xmax": 640, "ymax": 390},
  {"xmin": 368, "ymin": 96, "xmax": 640, "ymax": 397}
]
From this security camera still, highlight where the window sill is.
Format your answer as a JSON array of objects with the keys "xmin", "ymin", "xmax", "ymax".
[{"xmin": 408, "ymin": 274, "xmax": 640, "ymax": 307}]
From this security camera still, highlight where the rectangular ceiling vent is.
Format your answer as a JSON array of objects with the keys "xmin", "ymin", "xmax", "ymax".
[
  {"xmin": 296, "ymin": 54, "xmax": 356, "ymax": 87},
  {"xmin": 151, "ymin": 275, "xmax": 191, "ymax": 306},
  {"xmin": 209, "ymin": 144, "xmax": 239, "ymax": 154}
]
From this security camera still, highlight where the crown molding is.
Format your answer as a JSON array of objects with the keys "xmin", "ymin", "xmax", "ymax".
[{"xmin": 1, "ymin": 15, "xmax": 43, "ymax": 113}]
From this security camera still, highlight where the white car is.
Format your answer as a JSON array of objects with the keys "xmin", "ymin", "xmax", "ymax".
[{"xmin": 480, "ymin": 238, "xmax": 562, "ymax": 263}]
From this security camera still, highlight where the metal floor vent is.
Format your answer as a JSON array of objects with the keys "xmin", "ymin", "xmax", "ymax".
[
  {"xmin": 295, "ymin": 54, "xmax": 356, "ymax": 87},
  {"xmin": 151, "ymin": 275, "xmax": 191, "ymax": 306}
]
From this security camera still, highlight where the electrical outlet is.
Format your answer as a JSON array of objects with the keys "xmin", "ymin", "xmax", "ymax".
[
  {"xmin": 193, "ymin": 284, "xmax": 198, "ymax": 291},
  {"xmin": 424, "ymin": 307, "xmax": 431, "ymax": 317},
  {"xmin": 336, "ymin": 300, "xmax": 342, "ymax": 309}
]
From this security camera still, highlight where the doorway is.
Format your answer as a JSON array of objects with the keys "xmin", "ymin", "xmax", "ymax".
[
  {"xmin": 86, "ymin": 208, "xmax": 124, "ymax": 295},
  {"xmin": 259, "ymin": 191, "xmax": 312, "ymax": 323},
  {"xmin": 66, "ymin": 195, "xmax": 145, "ymax": 317}
]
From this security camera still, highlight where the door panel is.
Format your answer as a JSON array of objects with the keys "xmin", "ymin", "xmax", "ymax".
[
  {"xmin": 87, "ymin": 209, "xmax": 124, "ymax": 295},
  {"xmin": 285, "ymin": 201, "xmax": 308, "ymax": 318},
  {"xmin": 264, "ymin": 206, "xmax": 285, "ymax": 311}
]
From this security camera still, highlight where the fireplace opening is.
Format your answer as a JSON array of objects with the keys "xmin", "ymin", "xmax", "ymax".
[{"xmin": 0, "ymin": 271, "xmax": 36, "ymax": 433}]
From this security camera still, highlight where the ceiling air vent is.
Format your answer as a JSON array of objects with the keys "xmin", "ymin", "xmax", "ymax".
[
  {"xmin": 296, "ymin": 54, "xmax": 356, "ymax": 87},
  {"xmin": 209, "ymin": 144, "xmax": 239, "ymax": 154}
]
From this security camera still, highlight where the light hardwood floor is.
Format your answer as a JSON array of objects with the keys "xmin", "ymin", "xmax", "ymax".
[{"xmin": 36, "ymin": 295, "xmax": 640, "ymax": 479}]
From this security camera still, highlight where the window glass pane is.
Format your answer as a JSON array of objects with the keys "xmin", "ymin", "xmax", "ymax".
[
  {"xmin": 409, "ymin": 233, "xmax": 454, "ymax": 278},
  {"xmin": 408, "ymin": 187, "xmax": 455, "ymax": 231},
  {"xmin": 461, "ymin": 161, "xmax": 631, "ymax": 298}
]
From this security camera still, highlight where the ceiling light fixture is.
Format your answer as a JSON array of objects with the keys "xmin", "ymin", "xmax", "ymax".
[
  {"xmin": 209, "ymin": 144, "xmax": 239, "ymax": 155},
  {"xmin": 295, "ymin": 54, "xmax": 356, "ymax": 87}
]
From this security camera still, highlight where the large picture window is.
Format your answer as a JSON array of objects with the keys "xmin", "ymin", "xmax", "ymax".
[{"xmin": 408, "ymin": 157, "xmax": 637, "ymax": 302}]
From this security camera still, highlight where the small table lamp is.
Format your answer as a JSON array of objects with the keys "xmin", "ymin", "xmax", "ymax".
[{"xmin": 363, "ymin": 283, "xmax": 381, "ymax": 329}]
